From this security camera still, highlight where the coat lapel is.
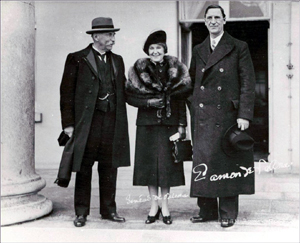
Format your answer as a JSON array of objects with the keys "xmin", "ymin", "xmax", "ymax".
[
  {"xmin": 84, "ymin": 49, "xmax": 99, "ymax": 78},
  {"xmin": 110, "ymin": 53, "xmax": 118, "ymax": 78},
  {"xmin": 205, "ymin": 32, "xmax": 234, "ymax": 70},
  {"xmin": 196, "ymin": 37, "xmax": 211, "ymax": 65}
]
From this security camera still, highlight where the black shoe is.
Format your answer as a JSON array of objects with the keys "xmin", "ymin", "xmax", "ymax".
[
  {"xmin": 145, "ymin": 207, "xmax": 161, "ymax": 224},
  {"xmin": 221, "ymin": 219, "xmax": 235, "ymax": 228},
  {"xmin": 74, "ymin": 215, "xmax": 87, "ymax": 227},
  {"xmin": 161, "ymin": 211, "xmax": 172, "ymax": 225},
  {"xmin": 190, "ymin": 215, "xmax": 218, "ymax": 223},
  {"xmin": 101, "ymin": 213, "xmax": 125, "ymax": 223}
]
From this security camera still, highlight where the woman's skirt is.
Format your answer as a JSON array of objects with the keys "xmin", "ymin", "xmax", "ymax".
[{"xmin": 133, "ymin": 125, "xmax": 185, "ymax": 187}]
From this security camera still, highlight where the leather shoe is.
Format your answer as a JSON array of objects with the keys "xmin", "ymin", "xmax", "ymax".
[
  {"xmin": 74, "ymin": 215, "xmax": 87, "ymax": 227},
  {"xmin": 161, "ymin": 211, "xmax": 172, "ymax": 225},
  {"xmin": 190, "ymin": 215, "xmax": 218, "ymax": 223},
  {"xmin": 145, "ymin": 207, "xmax": 161, "ymax": 224},
  {"xmin": 102, "ymin": 213, "xmax": 125, "ymax": 223},
  {"xmin": 221, "ymin": 219, "xmax": 235, "ymax": 228}
]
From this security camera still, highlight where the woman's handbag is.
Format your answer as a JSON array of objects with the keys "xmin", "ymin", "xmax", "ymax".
[{"xmin": 172, "ymin": 139, "xmax": 193, "ymax": 163}]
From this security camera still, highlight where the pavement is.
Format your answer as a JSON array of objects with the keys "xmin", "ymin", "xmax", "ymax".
[{"xmin": 1, "ymin": 163, "xmax": 299, "ymax": 243}]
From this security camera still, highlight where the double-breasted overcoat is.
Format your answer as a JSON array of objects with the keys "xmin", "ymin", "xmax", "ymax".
[
  {"xmin": 60, "ymin": 44, "xmax": 130, "ymax": 172},
  {"xmin": 189, "ymin": 32, "xmax": 256, "ymax": 197}
]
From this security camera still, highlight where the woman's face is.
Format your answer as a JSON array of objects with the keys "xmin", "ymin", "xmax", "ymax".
[{"xmin": 148, "ymin": 44, "xmax": 165, "ymax": 63}]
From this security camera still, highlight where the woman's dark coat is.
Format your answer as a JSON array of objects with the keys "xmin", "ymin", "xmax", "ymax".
[
  {"xmin": 60, "ymin": 44, "xmax": 130, "ymax": 172},
  {"xmin": 125, "ymin": 56, "xmax": 192, "ymax": 186},
  {"xmin": 189, "ymin": 32, "xmax": 256, "ymax": 197}
]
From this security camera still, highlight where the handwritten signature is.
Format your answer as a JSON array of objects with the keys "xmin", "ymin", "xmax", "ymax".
[
  {"xmin": 193, "ymin": 159, "xmax": 292, "ymax": 182},
  {"xmin": 126, "ymin": 193, "xmax": 189, "ymax": 204}
]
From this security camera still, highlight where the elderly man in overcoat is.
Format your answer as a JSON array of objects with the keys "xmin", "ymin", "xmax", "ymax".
[
  {"xmin": 60, "ymin": 17, "xmax": 130, "ymax": 227},
  {"xmin": 188, "ymin": 5, "xmax": 256, "ymax": 227}
]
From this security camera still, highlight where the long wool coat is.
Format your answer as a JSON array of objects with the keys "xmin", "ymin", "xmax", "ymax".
[
  {"xmin": 60, "ymin": 44, "xmax": 130, "ymax": 171},
  {"xmin": 189, "ymin": 32, "xmax": 256, "ymax": 197}
]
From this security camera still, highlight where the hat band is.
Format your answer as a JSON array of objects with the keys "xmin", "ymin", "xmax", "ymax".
[{"xmin": 92, "ymin": 25, "xmax": 114, "ymax": 29}]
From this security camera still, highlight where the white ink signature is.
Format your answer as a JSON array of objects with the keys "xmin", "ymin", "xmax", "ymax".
[
  {"xmin": 126, "ymin": 193, "xmax": 189, "ymax": 204},
  {"xmin": 192, "ymin": 163, "xmax": 208, "ymax": 181}
]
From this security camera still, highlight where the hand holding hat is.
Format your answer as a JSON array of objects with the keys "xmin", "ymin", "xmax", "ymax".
[{"xmin": 222, "ymin": 123, "xmax": 255, "ymax": 157}]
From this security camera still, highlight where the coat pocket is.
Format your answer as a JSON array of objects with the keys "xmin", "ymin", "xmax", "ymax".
[{"xmin": 231, "ymin": 99, "xmax": 240, "ymax": 109}]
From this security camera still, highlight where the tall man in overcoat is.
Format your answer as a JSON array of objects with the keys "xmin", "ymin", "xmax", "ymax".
[
  {"xmin": 188, "ymin": 5, "xmax": 256, "ymax": 228},
  {"xmin": 60, "ymin": 17, "xmax": 130, "ymax": 227}
]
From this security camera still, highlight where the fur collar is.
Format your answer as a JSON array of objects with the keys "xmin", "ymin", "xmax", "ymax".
[{"xmin": 126, "ymin": 56, "xmax": 192, "ymax": 98}]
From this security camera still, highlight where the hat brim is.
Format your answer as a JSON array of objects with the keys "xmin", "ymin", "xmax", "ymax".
[
  {"xmin": 86, "ymin": 28, "xmax": 120, "ymax": 34},
  {"xmin": 222, "ymin": 124, "xmax": 254, "ymax": 157}
]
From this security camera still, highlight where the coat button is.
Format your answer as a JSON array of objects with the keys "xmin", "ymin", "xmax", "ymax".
[
  {"xmin": 85, "ymin": 106, "xmax": 89, "ymax": 109},
  {"xmin": 157, "ymin": 119, "xmax": 161, "ymax": 123},
  {"xmin": 216, "ymin": 123, "xmax": 220, "ymax": 127},
  {"xmin": 200, "ymin": 86, "xmax": 205, "ymax": 90},
  {"xmin": 217, "ymin": 86, "xmax": 222, "ymax": 91},
  {"xmin": 92, "ymin": 76, "xmax": 95, "ymax": 80},
  {"xmin": 88, "ymin": 90, "xmax": 92, "ymax": 94},
  {"xmin": 217, "ymin": 104, "xmax": 221, "ymax": 109},
  {"xmin": 159, "ymin": 69, "xmax": 163, "ymax": 73},
  {"xmin": 219, "ymin": 68, "xmax": 224, "ymax": 72},
  {"xmin": 199, "ymin": 103, "xmax": 204, "ymax": 108},
  {"xmin": 201, "ymin": 68, "xmax": 205, "ymax": 73}
]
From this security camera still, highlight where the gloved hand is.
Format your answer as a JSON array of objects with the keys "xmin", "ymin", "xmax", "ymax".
[
  {"xmin": 147, "ymin": 98, "xmax": 165, "ymax": 109},
  {"xmin": 178, "ymin": 126, "xmax": 186, "ymax": 139}
]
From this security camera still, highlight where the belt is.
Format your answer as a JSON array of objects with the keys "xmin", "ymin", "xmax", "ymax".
[{"xmin": 98, "ymin": 93, "xmax": 115, "ymax": 100}]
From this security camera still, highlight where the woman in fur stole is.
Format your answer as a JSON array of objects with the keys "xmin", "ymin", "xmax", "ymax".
[{"xmin": 125, "ymin": 30, "xmax": 192, "ymax": 225}]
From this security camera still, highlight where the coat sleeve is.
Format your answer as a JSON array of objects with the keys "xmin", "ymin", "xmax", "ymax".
[
  {"xmin": 60, "ymin": 53, "xmax": 78, "ymax": 129},
  {"xmin": 238, "ymin": 43, "xmax": 256, "ymax": 121},
  {"xmin": 126, "ymin": 95, "xmax": 149, "ymax": 108},
  {"xmin": 187, "ymin": 48, "xmax": 197, "ymax": 110},
  {"xmin": 177, "ymin": 100, "xmax": 187, "ymax": 126}
]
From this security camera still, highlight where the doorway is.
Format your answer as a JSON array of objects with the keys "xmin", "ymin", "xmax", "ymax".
[{"xmin": 190, "ymin": 21, "xmax": 270, "ymax": 161}]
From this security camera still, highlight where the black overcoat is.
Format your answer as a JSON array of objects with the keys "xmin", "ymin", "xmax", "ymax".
[
  {"xmin": 60, "ymin": 44, "xmax": 130, "ymax": 171},
  {"xmin": 189, "ymin": 32, "xmax": 256, "ymax": 197}
]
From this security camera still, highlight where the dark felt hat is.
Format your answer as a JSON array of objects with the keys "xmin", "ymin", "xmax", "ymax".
[
  {"xmin": 86, "ymin": 17, "xmax": 120, "ymax": 34},
  {"xmin": 222, "ymin": 124, "xmax": 255, "ymax": 157},
  {"xmin": 143, "ymin": 30, "xmax": 167, "ymax": 55}
]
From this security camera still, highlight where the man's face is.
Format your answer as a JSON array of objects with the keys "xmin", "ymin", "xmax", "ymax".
[
  {"xmin": 205, "ymin": 8, "xmax": 226, "ymax": 38},
  {"xmin": 94, "ymin": 32, "xmax": 116, "ymax": 51}
]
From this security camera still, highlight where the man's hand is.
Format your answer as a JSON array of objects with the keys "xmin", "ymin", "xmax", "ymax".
[
  {"xmin": 237, "ymin": 118, "xmax": 249, "ymax": 131},
  {"xmin": 64, "ymin": 126, "xmax": 74, "ymax": 137},
  {"xmin": 178, "ymin": 126, "xmax": 186, "ymax": 139},
  {"xmin": 148, "ymin": 98, "xmax": 165, "ymax": 108}
]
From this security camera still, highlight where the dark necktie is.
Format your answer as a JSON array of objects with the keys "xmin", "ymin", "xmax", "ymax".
[{"xmin": 95, "ymin": 50, "xmax": 106, "ymax": 62}]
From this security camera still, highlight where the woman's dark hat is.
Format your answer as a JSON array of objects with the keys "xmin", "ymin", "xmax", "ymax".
[
  {"xmin": 86, "ymin": 17, "xmax": 120, "ymax": 34},
  {"xmin": 222, "ymin": 124, "xmax": 255, "ymax": 157},
  {"xmin": 143, "ymin": 30, "xmax": 167, "ymax": 55}
]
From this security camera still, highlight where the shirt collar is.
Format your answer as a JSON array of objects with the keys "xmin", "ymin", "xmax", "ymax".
[
  {"xmin": 92, "ymin": 45, "xmax": 106, "ymax": 55},
  {"xmin": 210, "ymin": 31, "xmax": 224, "ymax": 47}
]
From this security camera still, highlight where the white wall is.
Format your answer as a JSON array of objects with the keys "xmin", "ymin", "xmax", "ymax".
[
  {"xmin": 34, "ymin": 1, "xmax": 178, "ymax": 169},
  {"xmin": 268, "ymin": 1, "xmax": 299, "ymax": 172}
]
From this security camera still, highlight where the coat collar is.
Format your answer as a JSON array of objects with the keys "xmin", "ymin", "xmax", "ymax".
[
  {"xmin": 83, "ymin": 44, "xmax": 118, "ymax": 78},
  {"xmin": 196, "ymin": 32, "xmax": 234, "ymax": 71}
]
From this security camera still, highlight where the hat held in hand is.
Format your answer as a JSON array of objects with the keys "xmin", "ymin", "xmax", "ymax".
[{"xmin": 222, "ymin": 124, "xmax": 255, "ymax": 157}]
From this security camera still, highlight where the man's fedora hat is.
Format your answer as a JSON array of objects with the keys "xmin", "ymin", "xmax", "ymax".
[
  {"xmin": 222, "ymin": 124, "xmax": 255, "ymax": 157},
  {"xmin": 86, "ymin": 17, "xmax": 120, "ymax": 34},
  {"xmin": 143, "ymin": 30, "xmax": 167, "ymax": 55}
]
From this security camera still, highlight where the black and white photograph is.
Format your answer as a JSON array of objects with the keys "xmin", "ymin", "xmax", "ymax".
[{"xmin": 1, "ymin": 1, "xmax": 299, "ymax": 242}]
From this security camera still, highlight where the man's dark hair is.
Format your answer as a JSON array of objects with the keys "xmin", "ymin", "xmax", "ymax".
[{"xmin": 204, "ymin": 5, "xmax": 226, "ymax": 19}]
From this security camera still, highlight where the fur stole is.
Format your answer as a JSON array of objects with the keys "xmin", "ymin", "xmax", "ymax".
[{"xmin": 126, "ymin": 56, "xmax": 192, "ymax": 117}]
